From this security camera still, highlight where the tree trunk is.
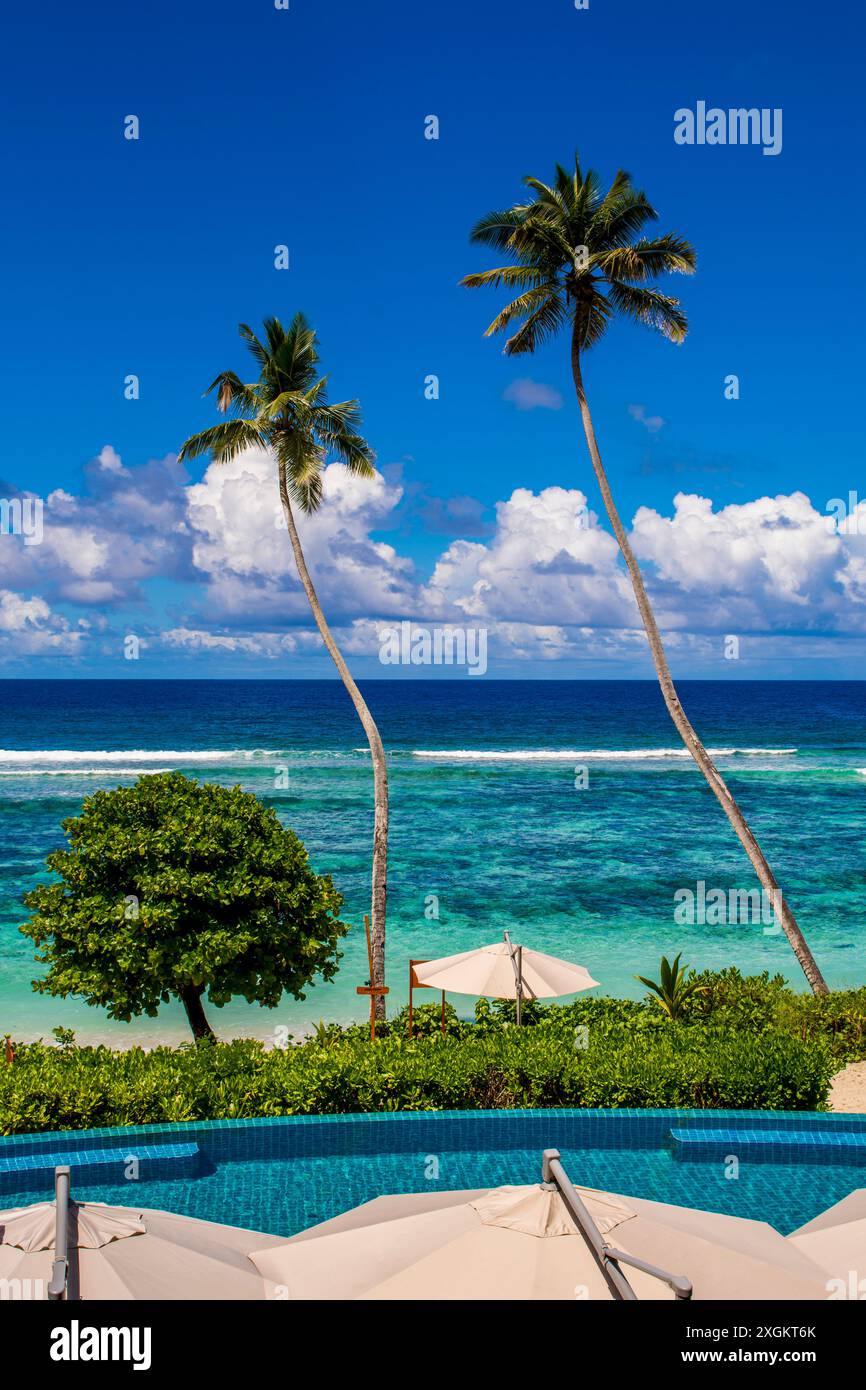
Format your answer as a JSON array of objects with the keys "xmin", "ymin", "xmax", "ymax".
[
  {"xmin": 278, "ymin": 465, "xmax": 390, "ymax": 1019},
  {"xmin": 179, "ymin": 984, "xmax": 216, "ymax": 1042},
  {"xmin": 570, "ymin": 332, "xmax": 828, "ymax": 994}
]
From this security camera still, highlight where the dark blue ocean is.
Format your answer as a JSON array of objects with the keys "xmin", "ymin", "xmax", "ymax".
[{"xmin": 1, "ymin": 679, "xmax": 864, "ymax": 1043}]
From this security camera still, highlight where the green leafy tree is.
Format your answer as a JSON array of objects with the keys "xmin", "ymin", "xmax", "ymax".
[
  {"xmin": 20, "ymin": 772, "xmax": 347, "ymax": 1042},
  {"xmin": 636, "ymin": 954, "xmax": 708, "ymax": 1021},
  {"xmin": 178, "ymin": 313, "xmax": 390, "ymax": 1018},
  {"xmin": 462, "ymin": 155, "xmax": 827, "ymax": 994}
]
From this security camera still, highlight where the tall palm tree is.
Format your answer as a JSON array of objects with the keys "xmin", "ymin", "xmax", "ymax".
[
  {"xmin": 462, "ymin": 156, "xmax": 827, "ymax": 994},
  {"xmin": 179, "ymin": 314, "xmax": 390, "ymax": 1016}
]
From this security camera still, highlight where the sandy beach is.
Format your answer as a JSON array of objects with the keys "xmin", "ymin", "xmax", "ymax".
[{"xmin": 829, "ymin": 1060, "xmax": 866, "ymax": 1112}]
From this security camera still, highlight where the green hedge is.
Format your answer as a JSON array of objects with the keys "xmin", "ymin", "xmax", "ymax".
[
  {"xmin": 0, "ymin": 1021, "xmax": 834, "ymax": 1135},
  {"xmin": 2, "ymin": 968, "xmax": 857, "ymax": 1134},
  {"xmin": 682, "ymin": 969, "xmax": 866, "ymax": 1063}
]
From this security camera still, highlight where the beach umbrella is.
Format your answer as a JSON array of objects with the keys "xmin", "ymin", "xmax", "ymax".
[
  {"xmin": 0, "ymin": 1169, "xmax": 282, "ymax": 1300},
  {"xmin": 787, "ymin": 1188, "xmax": 866, "ymax": 1297},
  {"xmin": 791, "ymin": 1187, "xmax": 866, "ymax": 1232},
  {"xmin": 249, "ymin": 1178, "xmax": 829, "ymax": 1302},
  {"xmin": 412, "ymin": 931, "xmax": 598, "ymax": 1023}
]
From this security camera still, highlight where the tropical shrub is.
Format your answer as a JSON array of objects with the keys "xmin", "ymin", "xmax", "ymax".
[
  {"xmin": 0, "ymin": 1021, "xmax": 834, "ymax": 1135},
  {"xmin": 635, "ymin": 953, "xmax": 709, "ymax": 1020},
  {"xmin": 20, "ymin": 773, "xmax": 347, "ymax": 1042}
]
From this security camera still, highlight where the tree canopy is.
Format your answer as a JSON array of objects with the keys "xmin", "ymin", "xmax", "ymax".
[
  {"xmin": 461, "ymin": 154, "xmax": 696, "ymax": 354},
  {"xmin": 20, "ymin": 772, "xmax": 347, "ymax": 1041},
  {"xmin": 177, "ymin": 311, "xmax": 375, "ymax": 515}
]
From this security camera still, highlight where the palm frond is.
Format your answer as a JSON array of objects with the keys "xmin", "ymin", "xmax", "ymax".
[
  {"xmin": 276, "ymin": 433, "xmax": 327, "ymax": 515},
  {"xmin": 468, "ymin": 207, "xmax": 528, "ymax": 252},
  {"xmin": 553, "ymin": 162, "xmax": 579, "ymax": 215},
  {"xmin": 575, "ymin": 290, "xmax": 613, "ymax": 350},
  {"xmin": 205, "ymin": 371, "xmax": 260, "ymax": 416},
  {"xmin": 238, "ymin": 324, "xmax": 269, "ymax": 370},
  {"xmin": 595, "ymin": 168, "xmax": 633, "ymax": 217},
  {"xmin": 592, "ymin": 191, "xmax": 658, "ymax": 249},
  {"xmin": 323, "ymin": 428, "xmax": 376, "ymax": 474},
  {"xmin": 523, "ymin": 176, "xmax": 570, "ymax": 220},
  {"xmin": 461, "ymin": 264, "xmax": 549, "ymax": 292},
  {"xmin": 292, "ymin": 472, "xmax": 325, "ymax": 514},
  {"xmin": 504, "ymin": 292, "xmax": 568, "ymax": 355},
  {"xmin": 262, "ymin": 316, "xmax": 287, "ymax": 356},
  {"xmin": 177, "ymin": 418, "xmax": 270, "ymax": 463},
  {"xmin": 309, "ymin": 397, "xmax": 363, "ymax": 435},
  {"xmin": 607, "ymin": 281, "xmax": 689, "ymax": 342},
  {"xmin": 482, "ymin": 284, "xmax": 563, "ymax": 339},
  {"xmin": 310, "ymin": 397, "xmax": 375, "ymax": 472},
  {"xmin": 597, "ymin": 235, "xmax": 696, "ymax": 283},
  {"xmin": 259, "ymin": 390, "xmax": 311, "ymax": 421}
]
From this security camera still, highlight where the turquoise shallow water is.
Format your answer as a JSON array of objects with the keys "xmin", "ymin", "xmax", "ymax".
[{"xmin": 1, "ymin": 678, "xmax": 865, "ymax": 1044}]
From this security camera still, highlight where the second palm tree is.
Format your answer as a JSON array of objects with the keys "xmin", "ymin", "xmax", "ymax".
[
  {"xmin": 179, "ymin": 314, "xmax": 390, "ymax": 1016},
  {"xmin": 463, "ymin": 156, "xmax": 827, "ymax": 995}
]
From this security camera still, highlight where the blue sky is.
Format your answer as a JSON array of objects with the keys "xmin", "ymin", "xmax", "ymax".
[{"xmin": 1, "ymin": 0, "xmax": 864, "ymax": 678}]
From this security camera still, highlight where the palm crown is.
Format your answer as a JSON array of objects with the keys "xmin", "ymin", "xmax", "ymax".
[
  {"xmin": 178, "ymin": 313, "xmax": 374, "ymax": 513},
  {"xmin": 462, "ymin": 156, "xmax": 696, "ymax": 354}
]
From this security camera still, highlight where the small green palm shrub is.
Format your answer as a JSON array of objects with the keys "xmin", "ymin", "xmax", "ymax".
[{"xmin": 635, "ymin": 954, "xmax": 709, "ymax": 1020}]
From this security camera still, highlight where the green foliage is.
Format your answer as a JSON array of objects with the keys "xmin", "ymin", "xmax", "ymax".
[
  {"xmin": 473, "ymin": 996, "xmax": 547, "ymax": 1029},
  {"xmin": 680, "ymin": 968, "xmax": 866, "ymax": 1063},
  {"xmin": 778, "ymin": 988, "xmax": 866, "ymax": 1065},
  {"xmin": 306, "ymin": 1002, "xmax": 470, "ymax": 1045},
  {"xmin": 462, "ymin": 155, "xmax": 696, "ymax": 356},
  {"xmin": 0, "ymin": 1022, "xmax": 833, "ymax": 1135},
  {"xmin": 178, "ymin": 313, "xmax": 374, "ymax": 516},
  {"xmin": 682, "ymin": 967, "xmax": 791, "ymax": 1029},
  {"xmin": 20, "ymin": 773, "xmax": 347, "ymax": 1040},
  {"xmin": 3, "ymin": 967, "xmax": 860, "ymax": 1134},
  {"xmin": 636, "ymin": 953, "xmax": 709, "ymax": 1020}
]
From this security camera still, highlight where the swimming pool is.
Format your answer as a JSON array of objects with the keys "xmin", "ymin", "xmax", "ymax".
[{"xmin": 1, "ymin": 1109, "xmax": 864, "ymax": 1237}]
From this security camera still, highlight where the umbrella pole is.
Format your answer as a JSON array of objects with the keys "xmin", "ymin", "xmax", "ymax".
[
  {"xmin": 408, "ymin": 961, "xmax": 414, "ymax": 1038},
  {"xmin": 47, "ymin": 1165, "xmax": 70, "ymax": 1301},
  {"xmin": 516, "ymin": 945, "xmax": 523, "ymax": 1026},
  {"xmin": 541, "ymin": 1150, "xmax": 693, "ymax": 1301},
  {"xmin": 503, "ymin": 931, "xmax": 524, "ymax": 1025}
]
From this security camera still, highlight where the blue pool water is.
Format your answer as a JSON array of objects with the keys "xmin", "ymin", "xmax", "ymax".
[{"xmin": 1, "ymin": 1109, "xmax": 864, "ymax": 1237}]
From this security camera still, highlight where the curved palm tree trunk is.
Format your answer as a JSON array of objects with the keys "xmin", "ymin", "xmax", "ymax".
[
  {"xmin": 278, "ymin": 465, "xmax": 390, "ymax": 1018},
  {"xmin": 570, "ymin": 333, "xmax": 828, "ymax": 994}
]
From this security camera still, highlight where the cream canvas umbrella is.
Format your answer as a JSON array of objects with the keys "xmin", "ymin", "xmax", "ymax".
[
  {"xmin": 791, "ymin": 1187, "xmax": 866, "ymax": 1233},
  {"xmin": 249, "ymin": 1178, "xmax": 830, "ymax": 1302},
  {"xmin": 787, "ymin": 1188, "xmax": 866, "ymax": 1297},
  {"xmin": 0, "ymin": 1177, "xmax": 283, "ymax": 1300},
  {"xmin": 413, "ymin": 931, "xmax": 598, "ymax": 1023}
]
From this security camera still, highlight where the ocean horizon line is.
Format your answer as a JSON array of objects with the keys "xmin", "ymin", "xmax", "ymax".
[{"xmin": 2, "ymin": 675, "xmax": 866, "ymax": 685}]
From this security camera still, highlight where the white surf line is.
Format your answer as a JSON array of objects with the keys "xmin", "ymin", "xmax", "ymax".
[
  {"xmin": 0, "ymin": 768, "xmax": 175, "ymax": 777},
  {"xmin": 410, "ymin": 747, "xmax": 798, "ymax": 762},
  {"xmin": 0, "ymin": 749, "xmax": 279, "ymax": 764}
]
